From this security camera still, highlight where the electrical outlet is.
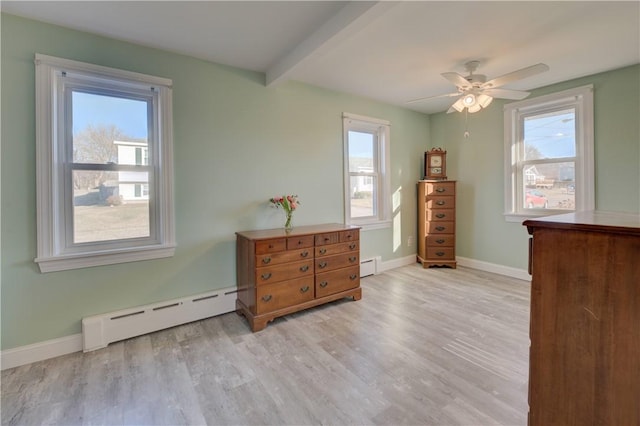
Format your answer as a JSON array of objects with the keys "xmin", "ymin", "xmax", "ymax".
[{"xmin": 407, "ymin": 236, "xmax": 414, "ymax": 247}]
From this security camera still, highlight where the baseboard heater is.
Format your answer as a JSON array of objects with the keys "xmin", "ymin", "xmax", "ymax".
[
  {"xmin": 82, "ymin": 286, "xmax": 237, "ymax": 352},
  {"xmin": 360, "ymin": 257, "xmax": 377, "ymax": 277}
]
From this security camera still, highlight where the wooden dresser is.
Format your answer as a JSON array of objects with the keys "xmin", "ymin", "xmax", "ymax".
[
  {"xmin": 524, "ymin": 211, "xmax": 640, "ymax": 426},
  {"xmin": 417, "ymin": 180, "xmax": 456, "ymax": 268},
  {"xmin": 236, "ymin": 223, "xmax": 361, "ymax": 331}
]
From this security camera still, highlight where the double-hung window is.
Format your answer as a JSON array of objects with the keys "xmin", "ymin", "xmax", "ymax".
[
  {"xmin": 503, "ymin": 85, "xmax": 594, "ymax": 221},
  {"xmin": 35, "ymin": 54, "xmax": 175, "ymax": 272},
  {"xmin": 343, "ymin": 113, "xmax": 391, "ymax": 229}
]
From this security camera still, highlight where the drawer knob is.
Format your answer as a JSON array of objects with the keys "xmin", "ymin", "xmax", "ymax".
[
  {"xmin": 262, "ymin": 257, "xmax": 271, "ymax": 264},
  {"xmin": 349, "ymin": 256, "xmax": 357, "ymax": 263},
  {"xmin": 436, "ymin": 187, "xmax": 446, "ymax": 193},
  {"xmin": 268, "ymin": 244, "xmax": 274, "ymax": 249},
  {"xmin": 297, "ymin": 240, "xmax": 303, "ymax": 245},
  {"xmin": 261, "ymin": 294, "xmax": 272, "ymax": 302},
  {"xmin": 436, "ymin": 213, "xmax": 445, "ymax": 219},
  {"xmin": 300, "ymin": 251, "xmax": 309, "ymax": 258},
  {"xmin": 349, "ymin": 243, "xmax": 356, "ymax": 250},
  {"xmin": 436, "ymin": 239, "xmax": 445, "ymax": 244},
  {"xmin": 318, "ymin": 261, "xmax": 328, "ymax": 269},
  {"xmin": 324, "ymin": 237, "xmax": 330, "ymax": 241},
  {"xmin": 319, "ymin": 248, "xmax": 327, "ymax": 255},
  {"xmin": 436, "ymin": 200, "xmax": 446, "ymax": 206},
  {"xmin": 436, "ymin": 226, "xmax": 446, "ymax": 231},
  {"xmin": 300, "ymin": 265, "xmax": 309, "ymax": 272},
  {"xmin": 350, "ymin": 274, "xmax": 358, "ymax": 280},
  {"xmin": 320, "ymin": 281, "xmax": 328, "ymax": 288},
  {"xmin": 300, "ymin": 286, "xmax": 310, "ymax": 293},
  {"xmin": 436, "ymin": 251, "xmax": 445, "ymax": 257},
  {"xmin": 346, "ymin": 234, "xmax": 352, "ymax": 239},
  {"xmin": 261, "ymin": 272, "xmax": 272, "ymax": 280}
]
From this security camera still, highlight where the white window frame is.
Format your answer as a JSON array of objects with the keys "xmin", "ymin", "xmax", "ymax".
[
  {"xmin": 503, "ymin": 85, "xmax": 594, "ymax": 222},
  {"xmin": 35, "ymin": 54, "xmax": 175, "ymax": 272},
  {"xmin": 343, "ymin": 113, "xmax": 391, "ymax": 230}
]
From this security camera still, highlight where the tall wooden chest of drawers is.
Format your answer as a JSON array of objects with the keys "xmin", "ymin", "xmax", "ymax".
[
  {"xmin": 417, "ymin": 180, "xmax": 456, "ymax": 268},
  {"xmin": 524, "ymin": 211, "xmax": 640, "ymax": 426},
  {"xmin": 236, "ymin": 223, "xmax": 361, "ymax": 331}
]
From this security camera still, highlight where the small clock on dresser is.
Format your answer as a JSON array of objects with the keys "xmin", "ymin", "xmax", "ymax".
[{"xmin": 424, "ymin": 147, "xmax": 447, "ymax": 180}]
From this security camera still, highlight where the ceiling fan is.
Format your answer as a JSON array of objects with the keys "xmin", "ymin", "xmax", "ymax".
[{"xmin": 408, "ymin": 61, "xmax": 549, "ymax": 113}]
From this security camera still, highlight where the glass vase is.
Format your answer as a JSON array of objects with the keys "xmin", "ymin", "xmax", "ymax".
[{"xmin": 284, "ymin": 211, "xmax": 293, "ymax": 231}]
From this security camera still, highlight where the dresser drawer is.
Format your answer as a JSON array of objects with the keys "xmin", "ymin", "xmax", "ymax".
[
  {"xmin": 256, "ymin": 277, "xmax": 314, "ymax": 314},
  {"xmin": 339, "ymin": 229, "xmax": 359, "ymax": 243},
  {"xmin": 427, "ymin": 221, "xmax": 454, "ymax": 234},
  {"xmin": 426, "ymin": 235, "xmax": 455, "ymax": 247},
  {"xmin": 425, "ymin": 181, "xmax": 456, "ymax": 196},
  {"xmin": 315, "ymin": 232, "xmax": 339, "ymax": 246},
  {"xmin": 316, "ymin": 266, "xmax": 360, "ymax": 298},
  {"xmin": 256, "ymin": 247, "xmax": 312, "ymax": 267},
  {"xmin": 287, "ymin": 235, "xmax": 314, "ymax": 250},
  {"xmin": 426, "ymin": 209, "xmax": 454, "ymax": 221},
  {"xmin": 256, "ymin": 259, "xmax": 313, "ymax": 285},
  {"xmin": 255, "ymin": 238, "xmax": 286, "ymax": 254},
  {"xmin": 426, "ymin": 195, "xmax": 455, "ymax": 209},
  {"xmin": 426, "ymin": 247, "xmax": 455, "ymax": 260},
  {"xmin": 315, "ymin": 253, "xmax": 359, "ymax": 273},
  {"xmin": 316, "ymin": 240, "xmax": 359, "ymax": 257}
]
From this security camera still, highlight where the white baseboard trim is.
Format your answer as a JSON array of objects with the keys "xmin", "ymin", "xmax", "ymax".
[
  {"xmin": 1, "ymin": 333, "xmax": 83, "ymax": 370},
  {"xmin": 377, "ymin": 254, "xmax": 416, "ymax": 273},
  {"xmin": 2, "ymin": 286, "xmax": 238, "ymax": 370},
  {"xmin": 456, "ymin": 256, "xmax": 531, "ymax": 281}
]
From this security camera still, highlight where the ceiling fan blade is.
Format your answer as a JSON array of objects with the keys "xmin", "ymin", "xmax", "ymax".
[
  {"xmin": 441, "ymin": 72, "xmax": 471, "ymax": 89},
  {"xmin": 482, "ymin": 63, "xmax": 549, "ymax": 88},
  {"xmin": 483, "ymin": 88, "xmax": 531, "ymax": 100},
  {"xmin": 406, "ymin": 92, "xmax": 460, "ymax": 104}
]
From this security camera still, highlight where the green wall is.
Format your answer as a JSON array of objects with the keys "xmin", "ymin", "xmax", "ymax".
[
  {"xmin": 3, "ymin": 12, "xmax": 638, "ymax": 352},
  {"xmin": 430, "ymin": 64, "xmax": 640, "ymax": 269},
  {"xmin": 0, "ymin": 14, "xmax": 429, "ymax": 350}
]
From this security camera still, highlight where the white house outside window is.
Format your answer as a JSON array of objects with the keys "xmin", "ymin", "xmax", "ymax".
[
  {"xmin": 343, "ymin": 113, "xmax": 391, "ymax": 229},
  {"xmin": 35, "ymin": 54, "xmax": 175, "ymax": 272},
  {"xmin": 503, "ymin": 85, "xmax": 594, "ymax": 221}
]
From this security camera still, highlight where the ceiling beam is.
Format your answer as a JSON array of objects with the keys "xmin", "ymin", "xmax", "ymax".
[{"xmin": 265, "ymin": 1, "xmax": 396, "ymax": 87}]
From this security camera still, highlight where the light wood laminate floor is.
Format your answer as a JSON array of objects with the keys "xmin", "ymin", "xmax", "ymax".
[{"xmin": 2, "ymin": 264, "xmax": 531, "ymax": 425}]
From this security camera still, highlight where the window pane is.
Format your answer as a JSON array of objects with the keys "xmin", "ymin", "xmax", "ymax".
[
  {"xmin": 348, "ymin": 131, "xmax": 375, "ymax": 172},
  {"xmin": 523, "ymin": 161, "xmax": 575, "ymax": 210},
  {"xmin": 73, "ymin": 170, "xmax": 150, "ymax": 243},
  {"xmin": 349, "ymin": 175, "xmax": 377, "ymax": 218},
  {"xmin": 524, "ymin": 109, "xmax": 576, "ymax": 160},
  {"xmin": 72, "ymin": 91, "xmax": 149, "ymax": 164}
]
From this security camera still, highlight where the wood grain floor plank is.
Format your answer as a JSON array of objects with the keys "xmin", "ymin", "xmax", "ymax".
[{"xmin": 1, "ymin": 265, "xmax": 530, "ymax": 425}]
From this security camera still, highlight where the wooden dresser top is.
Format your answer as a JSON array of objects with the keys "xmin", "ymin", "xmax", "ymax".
[
  {"xmin": 524, "ymin": 210, "xmax": 640, "ymax": 236},
  {"xmin": 236, "ymin": 223, "xmax": 360, "ymax": 240}
]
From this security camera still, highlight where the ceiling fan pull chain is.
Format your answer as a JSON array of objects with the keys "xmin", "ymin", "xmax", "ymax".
[{"xmin": 464, "ymin": 109, "xmax": 470, "ymax": 139}]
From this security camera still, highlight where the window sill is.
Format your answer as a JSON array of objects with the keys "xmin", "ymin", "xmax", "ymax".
[
  {"xmin": 348, "ymin": 219, "xmax": 392, "ymax": 231},
  {"xmin": 35, "ymin": 245, "xmax": 176, "ymax": 273},
  {"xmin": 504, "ymin": 210, "xmax": 574, "ymax": 223}
]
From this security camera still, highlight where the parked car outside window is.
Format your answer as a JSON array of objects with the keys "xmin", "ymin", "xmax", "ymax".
[{"xmin": 526, "ymin": 190, "xmax": 548, "ymax": 208}]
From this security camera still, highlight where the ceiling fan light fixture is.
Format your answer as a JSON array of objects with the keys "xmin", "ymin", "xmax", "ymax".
[
  {"xmin": 450, "ymin": 98, "xmax": 465, "ymax": 112},
  {"xmin": 477, "ymin": 94, "xmax": 493, "ymax": 108},
  {"xmin": 467, "ymin": 103, "xmax": 482, "ymax": 113},
  {"xmin": 462, "ymin": 93, "xmax": 476, "ymax": 106}
]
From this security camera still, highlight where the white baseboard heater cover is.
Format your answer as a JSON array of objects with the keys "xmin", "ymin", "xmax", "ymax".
[
  {"xmin": 360, "ymin": 257, "xmax": 378, "ymax": 277},
  {"xmin": 82, "ymin": 287, "xmax": 237, "ymax": 352}
]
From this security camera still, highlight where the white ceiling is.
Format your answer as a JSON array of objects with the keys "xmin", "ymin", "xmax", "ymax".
[{"xmin": 2, "ymin": 1, "xmax": 639, "ymax": 114}]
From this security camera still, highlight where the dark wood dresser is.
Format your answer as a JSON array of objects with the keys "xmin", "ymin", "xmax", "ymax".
[
  {"xmin": 417, "ymin": 180, "xmax": 456, "ymax": 268},
  {"xmin": 524, "ymin": 211, "xmax": 640, "ymax": 426},
  {"xmin": 236, "ymin": 223, "xmax": 361, "ymax": 331}
]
